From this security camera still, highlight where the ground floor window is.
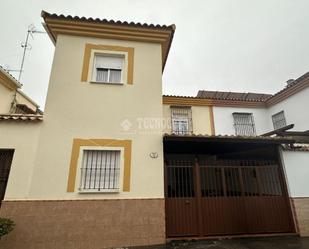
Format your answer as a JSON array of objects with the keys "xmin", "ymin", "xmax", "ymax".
[{"xmin": 79, "ymin": 150, "xmax": 121, "ymax": 192}]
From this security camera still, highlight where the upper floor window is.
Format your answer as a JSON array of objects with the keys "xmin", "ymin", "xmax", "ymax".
[
  {"xmin": 272, "ymin": 111, "xmax": 286, "ymax": 130},
  {"xmin": 171, "ymin": 107, "xmax": 192, "ymax": 135},
  {"xmin": 92, "ymin": 54, "xmax": 124, "ymax": 84},
  {"xmin": 233, "ymin": 112, "xmax": 256, "ymax": 136},
  {"xmin": 79, "ymin": 150, "xmax": 121, "ymax": 192}
]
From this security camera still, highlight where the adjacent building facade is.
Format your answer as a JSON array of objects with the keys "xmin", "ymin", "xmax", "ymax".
[
  {"xmin": 0, "ymin": 10, "xmax": 308, "ymax": 249},
  {"xmin": 162, "ymin": 72, "xmax": 309, "ymax": 238}
]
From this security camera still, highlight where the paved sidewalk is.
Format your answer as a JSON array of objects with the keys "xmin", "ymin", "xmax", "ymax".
[{"xmin": 164, "ymin": 236, "xmax": 309, "ymax": 249}]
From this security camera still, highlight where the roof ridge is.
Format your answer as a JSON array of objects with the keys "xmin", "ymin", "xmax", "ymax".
[
  {"xmin": 41, "ymin": 10, "xmax": 176, "ymax": 31},
  {"xmin": 196, "ymin": 90, "xmax": 273, "ymax": 102}
]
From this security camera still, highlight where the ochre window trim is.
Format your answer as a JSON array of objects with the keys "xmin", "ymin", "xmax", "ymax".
[
  {"xmin": 67, "ymin": 138, "xmax": 132, "ymax": 192},
  {"xmin": 81, "ymin": 44, "xmax": 134, "ymax": 84}
]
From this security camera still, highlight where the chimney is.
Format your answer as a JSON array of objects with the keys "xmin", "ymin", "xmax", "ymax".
[{"xmin": 286, "ymin": 79, "xmax": 295, "ymax": 86}]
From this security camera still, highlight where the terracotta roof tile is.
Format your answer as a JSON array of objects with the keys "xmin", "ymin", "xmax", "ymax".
[
  {"xmin": 271, "ymin": 72, "xmax": 309, "ymax": 98},
  {"xmin": 0, "ymin": 114, "xmax": 43, "ymax": 121},
  {"xmin": 196, "ymin": 90, "xmax": 272, "ymax": 102},
  {"xmin": 41, "ymin": 11, "xmax": 176, "ymax": 31},
  {"xmin": 164, "ymin": 133, "xmax": 294, "ymax": 143},
  {"xmin": 282, "ymin": 144, "xmax": 309, "ymax": 152},
  {"xmin": 266, "ymin": 71, "xmax": 309, "ymax": 106},
  {"xmin": 0, "ymin": 65, "xmax": 22, "ymax": 88},
  {"xmin": 189, "ymin": 71, "xmax": 309, "ymax": 106},
  {"xmin": 41, "ymin": 11, "xmax": 175, "ymax": 71}
]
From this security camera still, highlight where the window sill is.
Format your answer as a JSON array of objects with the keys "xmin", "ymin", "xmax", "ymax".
[
  {"xmin": 90, "ymin": 81, "xmax": 124, "ymax": 85},
  {"xmin": 78, "ymin": 189, "xmax": 120, "ymax": 194}
]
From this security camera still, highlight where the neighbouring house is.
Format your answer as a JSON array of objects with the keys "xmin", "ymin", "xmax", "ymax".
[
  {"xmin": 162, "ymin": 72, "xmax": 309, "ymax": 238},
  {"xmin": 0, "ymin": 66, "xmax": 41, "ymax": 115},
  {"xmin": 0, "ymin": 66, "xmax": 42, "ymax": 206},
  {"xmin": 0, "ymin": 10, "xmax": 308, "ymax": 249}
]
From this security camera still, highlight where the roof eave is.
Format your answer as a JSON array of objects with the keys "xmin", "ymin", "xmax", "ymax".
[
  {"xmin": 41, "ymin": 11, "xmax": 175, "ymax": 71},
  {"xmin": 41, "ymin": 22, "xmax": 56, "ymax": 45},
  {"xmin": 0, "ymin": 67, "xmax": 22, "ymax": 90},
  {"xmin": 163, "ymin": 134, "xmax": 295, "ymax": 144},
  {"xmin": 16, "ymin": 89, "xmax": 40, "ymax": 108}
]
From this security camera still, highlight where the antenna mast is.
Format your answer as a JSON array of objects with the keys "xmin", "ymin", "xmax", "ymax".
[{"xmin": 18, "ymin": 24, "xmax": 45, "ymax": 81}]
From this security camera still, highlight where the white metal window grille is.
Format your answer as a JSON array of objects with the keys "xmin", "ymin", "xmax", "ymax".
[
  {"xmin": 93, "ymin": 54, "xmax": 124, "ymax": 83},
  {"xmin": 233, "ymin": 113, "xmax": 256, "ymax": 136},
  {"xmin": 272, "ymin": 111, "xmax": 286, "ymax": 130},
  {"xmin": 79, "ymin": 150, "xmax": 120, "ymax": 191},
  {"xmin": 171, "ymin": 107, "xmax": 193, "ymax": 135}
]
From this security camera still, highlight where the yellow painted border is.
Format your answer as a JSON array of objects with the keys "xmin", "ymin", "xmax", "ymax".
[
  {"xmin": 81, "ymin": 44, "xmax": 134, "ymax": 84},
  {"xmin": 67, "ymin": 138, "xmax": 132, "ymax": 192}
]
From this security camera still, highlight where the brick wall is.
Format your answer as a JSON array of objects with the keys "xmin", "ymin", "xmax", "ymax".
[
  {"xmin": 293, "ymin": 198, "xmax": 309, "ymax": 237},
  {"xmin": 0, "ymin": 199, "xmax": 165, "ymax": 249}
]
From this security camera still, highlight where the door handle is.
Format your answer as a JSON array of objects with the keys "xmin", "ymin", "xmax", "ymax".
[{"xmin": 185, "ymin": 200, "xmax": 190, "ymax": 204}]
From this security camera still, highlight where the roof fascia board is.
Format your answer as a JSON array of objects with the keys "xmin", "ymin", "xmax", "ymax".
[
  {"xmin": 0, "ymin": 69, "xmax": 22, "ymax": 90},
  {"xmin": 42, "ymin": 12, "xmax": 175, "ymax": 71}
]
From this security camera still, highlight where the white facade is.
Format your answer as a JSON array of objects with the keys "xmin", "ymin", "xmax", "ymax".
[
  {"xmin": 268, "ymin": 87, "xmax": 309, "ymax": 132},
  {"xmin": 213, "ymin": 87, "xmax": 309, "ymax": 136},
  {"xmin": 282, "ymin": 150, "xmax": 309, "ymax": 197},
  {"xmin": 213, "ymin": 106, "xmax": 269, "ymax": 135}
]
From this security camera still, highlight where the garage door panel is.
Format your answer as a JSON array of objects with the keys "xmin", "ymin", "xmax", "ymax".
[
  {"xmin": 165, "ymin": 158, "xmax": 294, "ymax": 238},
  {"xmin": 245, "ymin": 197, "xmax": 292, "ymax": 233},
  {"xmin": 166, "ymin": 198, "xmax": 199, "ymax": 237},
  {"xmin": 165, "ymin": 160, "xmax": 199, "ymax": 237},
  {"xmin": 201, "ymin": 197, "xmax": 247, "ymax": 235}
]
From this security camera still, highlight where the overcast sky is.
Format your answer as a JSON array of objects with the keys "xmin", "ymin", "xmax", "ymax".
[{"xmin": 1, "ymin": 0, "xmax": 309, "ymax": 109}]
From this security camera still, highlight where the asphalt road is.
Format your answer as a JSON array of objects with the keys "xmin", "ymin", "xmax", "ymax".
[{"xmin": 133, "ymin": 236, "xmax": 309, "ymax": 249}]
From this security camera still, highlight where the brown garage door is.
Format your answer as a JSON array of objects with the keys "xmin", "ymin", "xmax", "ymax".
[{"xmin": 165, "ymin": 157, "xmax": 295, "ymax": 238}]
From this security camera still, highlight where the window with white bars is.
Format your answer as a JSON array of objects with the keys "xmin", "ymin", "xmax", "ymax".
[
  {"xmin": 272, "ymin": 111, "xmax": 286, "ymax": 130},
  {"xmin": 92, "ymin": 54, "xmax": 124, "ymax": 83},
  {"xmin": 79, "ymin": 150, "xmax": 121, "ymax": 192},
  {"xmin": 171, "ymin": 107, "xmax": 192, "ymax": 135},
  {"xmin": 233, "ymin": 113, "xmax": 256, "ymax": 136}
]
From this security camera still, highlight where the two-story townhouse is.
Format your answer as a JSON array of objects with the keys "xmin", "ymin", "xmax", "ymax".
[
  {"xmin": 162, "ymin": 71, "xmax": 309, "ymax": 238},
  {"xmin": 197, "ymin": 72, "xmax": 309, "ymax": 135},
  {"xmin": 0, "ymin": 66, "xmax": 42, "ymax": 206},
  {"xmin": 0, "ymin": 10, "xmax": 308, "ymax": 249},
  {"xmin": 0, "ymin": 11, "xmax": 175, "ymax": 249}
]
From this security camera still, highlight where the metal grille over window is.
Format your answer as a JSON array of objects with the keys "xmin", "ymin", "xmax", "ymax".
[
  {"xmin": 272, "ymin": 111, "xmax": 286, "ymax": 130},
  {"xmin": 233, "ymin": 113, "xmax": 256, "ymax": 136},
  {"xmin": 80, "ymin": 150, "xmax": 120, "ymax": 191},
  {"xmin": 171, "ymin": 107, "xmax": 193, "ymax": 135},
  {"xmin": 93, "ymin": 54, "xmax": 124, "ymax": 83}
]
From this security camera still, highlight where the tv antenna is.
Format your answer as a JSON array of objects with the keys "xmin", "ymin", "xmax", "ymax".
[
  {"xmin": 3, "ymin": 65, "xmax": 22, "ymax": 74},
  {"xmin": 18, "ymin": 24, "xmax": 45, "ymax": 81}
]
